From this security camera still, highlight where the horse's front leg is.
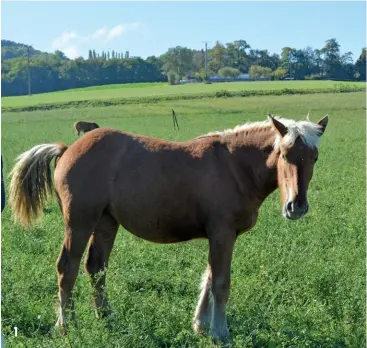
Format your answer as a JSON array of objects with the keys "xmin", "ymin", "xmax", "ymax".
[
  {"xmin": 208, "ymin": 226, "xmax": 236, "ymax": 343},
  {"xmin": 193, "ymin": 263, "xmax": 212, "ymax": 333}
]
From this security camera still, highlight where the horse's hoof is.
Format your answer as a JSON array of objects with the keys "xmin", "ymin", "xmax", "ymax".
[
  {"xmin": 193, "ymin": 319, "xmax": 210, "ymax": 335},
  {"xmin": 95, "ymin": 306, "xmax": 113, "ymax": 319},
  {"xmin": 211, "ymin": 328, "xmax": 229, "ymax": 345},
  {"xmin": 55, "ymin": 314, "xmax": 77, "ymax": 334},
  {"xmin": 193, "ymin": 321, "xmax": 204, "ymax": 334},
  {"xmin": 55, "ymin": 319, "xmax": 67, "ymax": 336}
]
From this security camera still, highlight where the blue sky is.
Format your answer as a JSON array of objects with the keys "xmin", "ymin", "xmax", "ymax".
[{"xmin": 2, "ymin": 1, "xmax": 366, "ymax": 61}]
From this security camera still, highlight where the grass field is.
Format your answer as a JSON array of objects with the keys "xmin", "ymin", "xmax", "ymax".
[
  {"xmin": 1, "ymin": 91, "xmax": 366, "ymax": 347},
  {"xmin": 2, "ymin": 80, "xmax": 365, "ymax": 109}
]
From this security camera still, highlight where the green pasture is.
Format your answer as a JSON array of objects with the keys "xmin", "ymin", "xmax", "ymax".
[
  {"xmin": 1, "ymin": 92, "xmax": 365, "ymax": 347},
  {"xmin": 2, "ymin": 80, "xmax": 365, "ymax": 110}
]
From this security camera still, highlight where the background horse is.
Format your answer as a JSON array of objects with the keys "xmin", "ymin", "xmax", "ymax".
[
  {"xmin": 9, "ymin": 114, "xmax": 328, "ymax": 342},
  {"xmin": 73, "ymin": 121, "xmax": 99, "ymax": 136}
]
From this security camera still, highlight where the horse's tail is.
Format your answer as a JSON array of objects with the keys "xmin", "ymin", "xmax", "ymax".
[{"xmin": 9, "ymin": 142, "xmax": 68, "ymax": 227}]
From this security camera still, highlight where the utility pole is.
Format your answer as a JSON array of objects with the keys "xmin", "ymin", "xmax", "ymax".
[
  {"xmin": 204, "ymin": 42, "xmax": 208, "ymax": 80},
  {"xmin": 178, "ymin": 48, "xmax": 181, "ymax": 78},
  {"xmin": 27, "ymin": 45, "xmax": 32, "ymax": 96},
  {"xmin": 288, "ymin": 52, "xmax": 292, "ymax": 79}
]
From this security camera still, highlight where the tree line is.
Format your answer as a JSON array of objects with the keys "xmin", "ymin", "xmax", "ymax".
[
  {"xmin": 1, "ymin": 38, "xmax": 366, "ymax": 96},
  {"xmin": 88, "ymin": 49, "xmax": 129, "ymax": 60}
]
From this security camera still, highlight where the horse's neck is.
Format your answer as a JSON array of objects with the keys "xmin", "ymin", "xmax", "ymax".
[{"xmin": 226, "ymin": 126, "xmax": 279, "ymax": 201}]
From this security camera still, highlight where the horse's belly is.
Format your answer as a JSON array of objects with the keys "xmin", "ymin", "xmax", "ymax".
[
  {"xmin": 123, "ymin": 223, "xmax": 206, "ymax": 243},
  {"xmin": 108, "ymin": 173, "xmax": 206, "ymax": 242},
  {"xmin": 111, "ymin": 208, "xmax": 206, "ymax": 243},
  {"xmin": 127, "ymin": 227, "xmax": 206, "ymax": 244}
]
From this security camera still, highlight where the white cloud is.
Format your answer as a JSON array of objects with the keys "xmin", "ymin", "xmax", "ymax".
[
  {"xmin": 51, "ymin": 22, "xmax": 141, "ymax": 58},
  {"xmin": 51, "ymin": 31, "xmax": 80, "ymax": 58},
  {"xmin": 63, "ymin": 45, "xmax": 79, "ymax": 59},
  {"xmin": 92, "ymin": 27, "xmax": 108, "ymax": 40},
  {"xmin": 106, "ymin": 22, "xmax": 140, "ymax": 42},
  {"xmin": 106, "ymin": 24, "xmax": 125, "ymax": 41},
  {"xmin": 51, "ymin": 32, "xmax": 77, "ymax": 50}
]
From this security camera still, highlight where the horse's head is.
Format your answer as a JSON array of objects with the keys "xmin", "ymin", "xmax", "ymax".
[{"xmin": 268, "ymin": 114, "xmax": 328, "ymax": 221}]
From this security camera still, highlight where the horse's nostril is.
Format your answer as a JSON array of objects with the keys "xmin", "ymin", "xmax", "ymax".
[{"xmin": 286, "ymin": 201, "xmax": 293, "ymax": 212}]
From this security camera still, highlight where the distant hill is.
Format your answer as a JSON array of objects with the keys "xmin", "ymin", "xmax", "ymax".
[
  {"xmin": 1, "ymin": 39, "xmax": 164, "ymax": 96},
  {"xmin": 1, "ymin": 40, "xmax": 42, "ymax": 60},
  {"xmin": 1, "ymin": 40, "xmax": 70, "ymax": 62}
]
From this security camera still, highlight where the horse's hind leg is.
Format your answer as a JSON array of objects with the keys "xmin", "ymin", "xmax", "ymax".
[
  {"xmin": 84, "ymin": 212, "xmax": 118, "ymax": 319},
  {"xmin": 55, "ymin": 217, "xmax": 96, "ymax": 328}
]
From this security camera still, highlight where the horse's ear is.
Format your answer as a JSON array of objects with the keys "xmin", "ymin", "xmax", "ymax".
[
  {"xmin": 317, "ymin": 115, "xmax": 328, "ymax": 135},
  {"xmin": 268, "ymin": 114, "xmax": 288, "ymax": 137}
]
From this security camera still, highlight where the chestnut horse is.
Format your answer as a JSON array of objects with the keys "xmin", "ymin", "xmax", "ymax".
[{"xmin": 9, "ymin": 114, "xmax": 328, "ymax": 342}]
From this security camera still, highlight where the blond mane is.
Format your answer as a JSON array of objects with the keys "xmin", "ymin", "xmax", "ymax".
[{"xmin": 196, "ymin": 115, "xmax": 324, "ymax": 149}]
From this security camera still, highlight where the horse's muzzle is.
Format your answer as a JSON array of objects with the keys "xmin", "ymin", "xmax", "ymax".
[{"xmin": 283, "ymin": 200, "xmax": 309, "ymax": 220}]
